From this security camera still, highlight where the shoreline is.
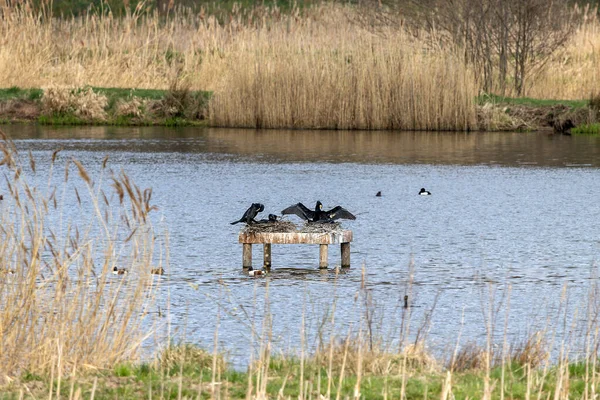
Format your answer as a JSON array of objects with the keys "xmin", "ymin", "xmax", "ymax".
[{"xmin": 0, "ymin": 87, "xmax": 596, "ymax": 133}]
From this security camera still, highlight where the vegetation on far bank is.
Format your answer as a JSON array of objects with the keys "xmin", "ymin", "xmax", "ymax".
[
  {"xmin": 1, "ymin": 86, "xmax": 599, "ymax": 133},
  {"xmin": 0, "ymin": 0, "xmax": 598, "ymax": 130},
  {"xmin": 0, "ymin": 86, "xmax": 210, "ymax": 126}
]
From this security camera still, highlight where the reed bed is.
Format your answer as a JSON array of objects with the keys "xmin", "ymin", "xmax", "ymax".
[
  {"xmin": 208, "ymin": 22, "xmax": 478, "ymax": 130},
  {"xmin": 0, "ymin": 128, "xmax": 163, "ymax": 381}
]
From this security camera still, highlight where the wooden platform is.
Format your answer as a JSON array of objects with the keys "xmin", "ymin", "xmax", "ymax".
[{"xmin": 238, "ymin": 230, "xmax": 353, "ymax": 269}]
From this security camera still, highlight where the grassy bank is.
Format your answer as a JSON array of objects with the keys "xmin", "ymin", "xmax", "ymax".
[
  {"xmin": 476, "ymin": 93, "xmax": 600, "ymax": 132},
  {"xmin": 0, "ymin": 86, "xmax": 210, "ymax": 126},
  {"xmin": 2, "ymin": 339, "xmax": 599, "ymax": 399}
]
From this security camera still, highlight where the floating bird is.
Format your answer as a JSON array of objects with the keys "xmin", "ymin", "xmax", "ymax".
[
  {"xmin": 419, "ymin": 188, "xmax": 431, "ymax": 196},
  {"xmin": 150, "ymin": 267, "xmax": 165, "ymax": 275},
  {"xmin": 231, "ymin": 203, "xmax": 265, "ymax": 225},
  {"xmin": 376, "ymin": 191, "xmax": 382, "ymax": 197},
  {"xmin": 112, "ymin": 266, "xmax": 127, "ymax": 275},
  {"xmin": 282, "ymin": 201, "xmax": 356, "ymax": 222},
  {"xmin": 248, "ymin": 266, "xmax": 266, "ymax": 277}
]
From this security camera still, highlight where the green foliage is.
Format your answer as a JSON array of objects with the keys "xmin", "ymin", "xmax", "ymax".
[
  {"xmin": 0, "ymin": 87, "xmax": 43, "ymax": 101},
  {"xmin": 114, "ymin": 364, "xmax": 134, "ymax": 377},
  {"xmin": 7, "ymin": 357, "xmax": 600, "ymax": 399},
  {"xmin": 38, "ymin": 114, "xmax": 87, "ymax": 125},
  {"xmin": 571, "ymin": 123, "xmax": 600, "ymax": 135},
  {"xmin": 478, "ymin": 93, "xmax": 588, "ymax": 109}
]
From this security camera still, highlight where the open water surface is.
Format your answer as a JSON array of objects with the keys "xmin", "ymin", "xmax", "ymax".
[{"xmin": 3, "ymin": 125, "xmax": 600, "ymax": 366}]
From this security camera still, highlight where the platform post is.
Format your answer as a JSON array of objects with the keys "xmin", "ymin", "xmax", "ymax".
[
  {"xmin": 263, "ymin": 244, "xmax": 272, "ymax": 269},
  {"xmin": 341, "ymin": 242, "xmax": 351, "ymax": 268},
  {"xmin": 243, "ymin": 243, "xmax": 252, "ymax": 268},
  {"xmin": 319, "ymin": 244, "xmax": 328, "ymax": 269}
]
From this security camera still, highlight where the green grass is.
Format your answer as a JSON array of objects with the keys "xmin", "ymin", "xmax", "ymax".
[
  {"xmin": 4, "ymin": 363, "xmax": 600, "ymax": 399},
  {"xmin": 571, "ymin": 123, "xmax": 600, "ymax": 135},
  {"xmin": 0, "ymin": 86, "xmax": 43, "ymax": 101},
  {"xmin": 477, "ymin": 93, "xmax": 589, "ymax": 109},
  {"xmin": 4, "ymin": 351, "xmax": 600, "ymax": 400}
]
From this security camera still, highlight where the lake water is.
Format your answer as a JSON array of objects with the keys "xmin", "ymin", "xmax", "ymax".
[{"xmin": 3, "ymin": 125, "xmax": 600, "ymax": 367}]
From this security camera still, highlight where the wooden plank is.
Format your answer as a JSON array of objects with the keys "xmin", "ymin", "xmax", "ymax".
[
  {"xmin": 242, "ymin": 243, "xmax": 252, "ymax": 268},
  {"xmin": 239, "ymin": 230, "xmax": 352, "ymax": 245},
  {"xmin": 341, "ymin": 242, "xmax": 351, "ymax": 268},
  {"xmin": 263, "ymin": 244, "xmax": 272, "ymax": 268},
  {"xmin": 319, "ymin": 244, "xmax": 328, "ymax": 269}
]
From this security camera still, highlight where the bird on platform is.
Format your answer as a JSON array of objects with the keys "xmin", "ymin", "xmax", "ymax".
[
  {"xmin": 112, "ymin": 266, "xmax": 128, "ymax": 275},
  {"xmin": 231, "ymin": 203, "xmax": 265, "ymax": 225},
  {"xmin": 281, "ymin": 201, "xmax": 356, "ymax": 223},
  {"xmin": 257, "ymin": 214, "xmax": 279, "ymax": 223},
  {"xmin": 419, "ymin": 188, "xmax": 431, "ymax": 196},
  {"xmin": 248, "ymin": 266, "xmax": 266, "ymax": 277}
]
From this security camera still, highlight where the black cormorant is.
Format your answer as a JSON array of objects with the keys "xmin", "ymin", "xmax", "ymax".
[
  {"xmin": 281, "ymin": 201, "xmax": 356, "ymax": 222},
  {"xmin": 257, "ymin": 214, "xmax": 279, "ymax": 223},
  {"xmin": 231, "ymin": 203, "xmax": 265, "ymax": 225},
  {"xmin": 419, "ymin": 188, "xmax": 431, "ymax": 196}
]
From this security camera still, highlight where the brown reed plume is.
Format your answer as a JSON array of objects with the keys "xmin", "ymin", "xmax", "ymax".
[{"xmin": 0, "ymin": 128, "xmax": 163, "ymax": 381}]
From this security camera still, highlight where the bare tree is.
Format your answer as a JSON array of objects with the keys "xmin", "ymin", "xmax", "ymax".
[{"xmin": 353, "ymin": 0, "xmax": 575, "ymax": 96}]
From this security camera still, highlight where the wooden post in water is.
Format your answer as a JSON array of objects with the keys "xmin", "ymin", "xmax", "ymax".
[
  {"xmin": 319, "ymin": 244, "xmax": 328, "ymax": 269},
  {"xmin": 341, "ymin": 242, "xmax": 351, "ymax": 268},
  {"xmin": 242, "ymin": 243, "xmax": 252, "ymax": 268},
  {"xmin": 263, "ymin": 244, "xmax": 272, "ymax": 269}
]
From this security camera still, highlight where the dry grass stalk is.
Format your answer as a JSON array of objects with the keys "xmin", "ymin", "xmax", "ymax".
[
  {"xmin": 510, "ymin": 331, "xmax": 549, "ymax": 369},
  {"xmin": 0, "ymin": 128, "xmax": 161, "ymax": 380},
  {"xmin": 156, "ymin": 343, "xmax": 225, "ymax": 372},
  {"xmin": 450, "ymin": 342, "xmax": 489, "ymax": 372},
  {"xmin": 312, "ymin": 337, "xmax": 437, "ymax": 376},
  {"xmin": 41, "ymin": 86, "xmax": 108, "ymax": 121}
]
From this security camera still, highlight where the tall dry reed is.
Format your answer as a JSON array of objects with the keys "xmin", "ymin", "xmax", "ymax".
[
  {"xmin": 208, "ymin": 19, "xmax": 478, "ymax": 130},
  {"xmin": 0, "ymin": 129, "xmax": 163, "ymax": 380}
]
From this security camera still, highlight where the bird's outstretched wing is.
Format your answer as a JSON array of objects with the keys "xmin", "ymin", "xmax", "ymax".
[
  {"xmin": 281, "ymin": 203, "xmax": 314, "ymax": 221},
  {"xmin": 326, "ymin": 206, "xmax": 356, "ymax": 221}
]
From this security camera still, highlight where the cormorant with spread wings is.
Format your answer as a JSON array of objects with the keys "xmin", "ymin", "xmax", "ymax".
[{"xmin": 281, "ymin": 201, "xmax": 356, "ymax": 222}]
